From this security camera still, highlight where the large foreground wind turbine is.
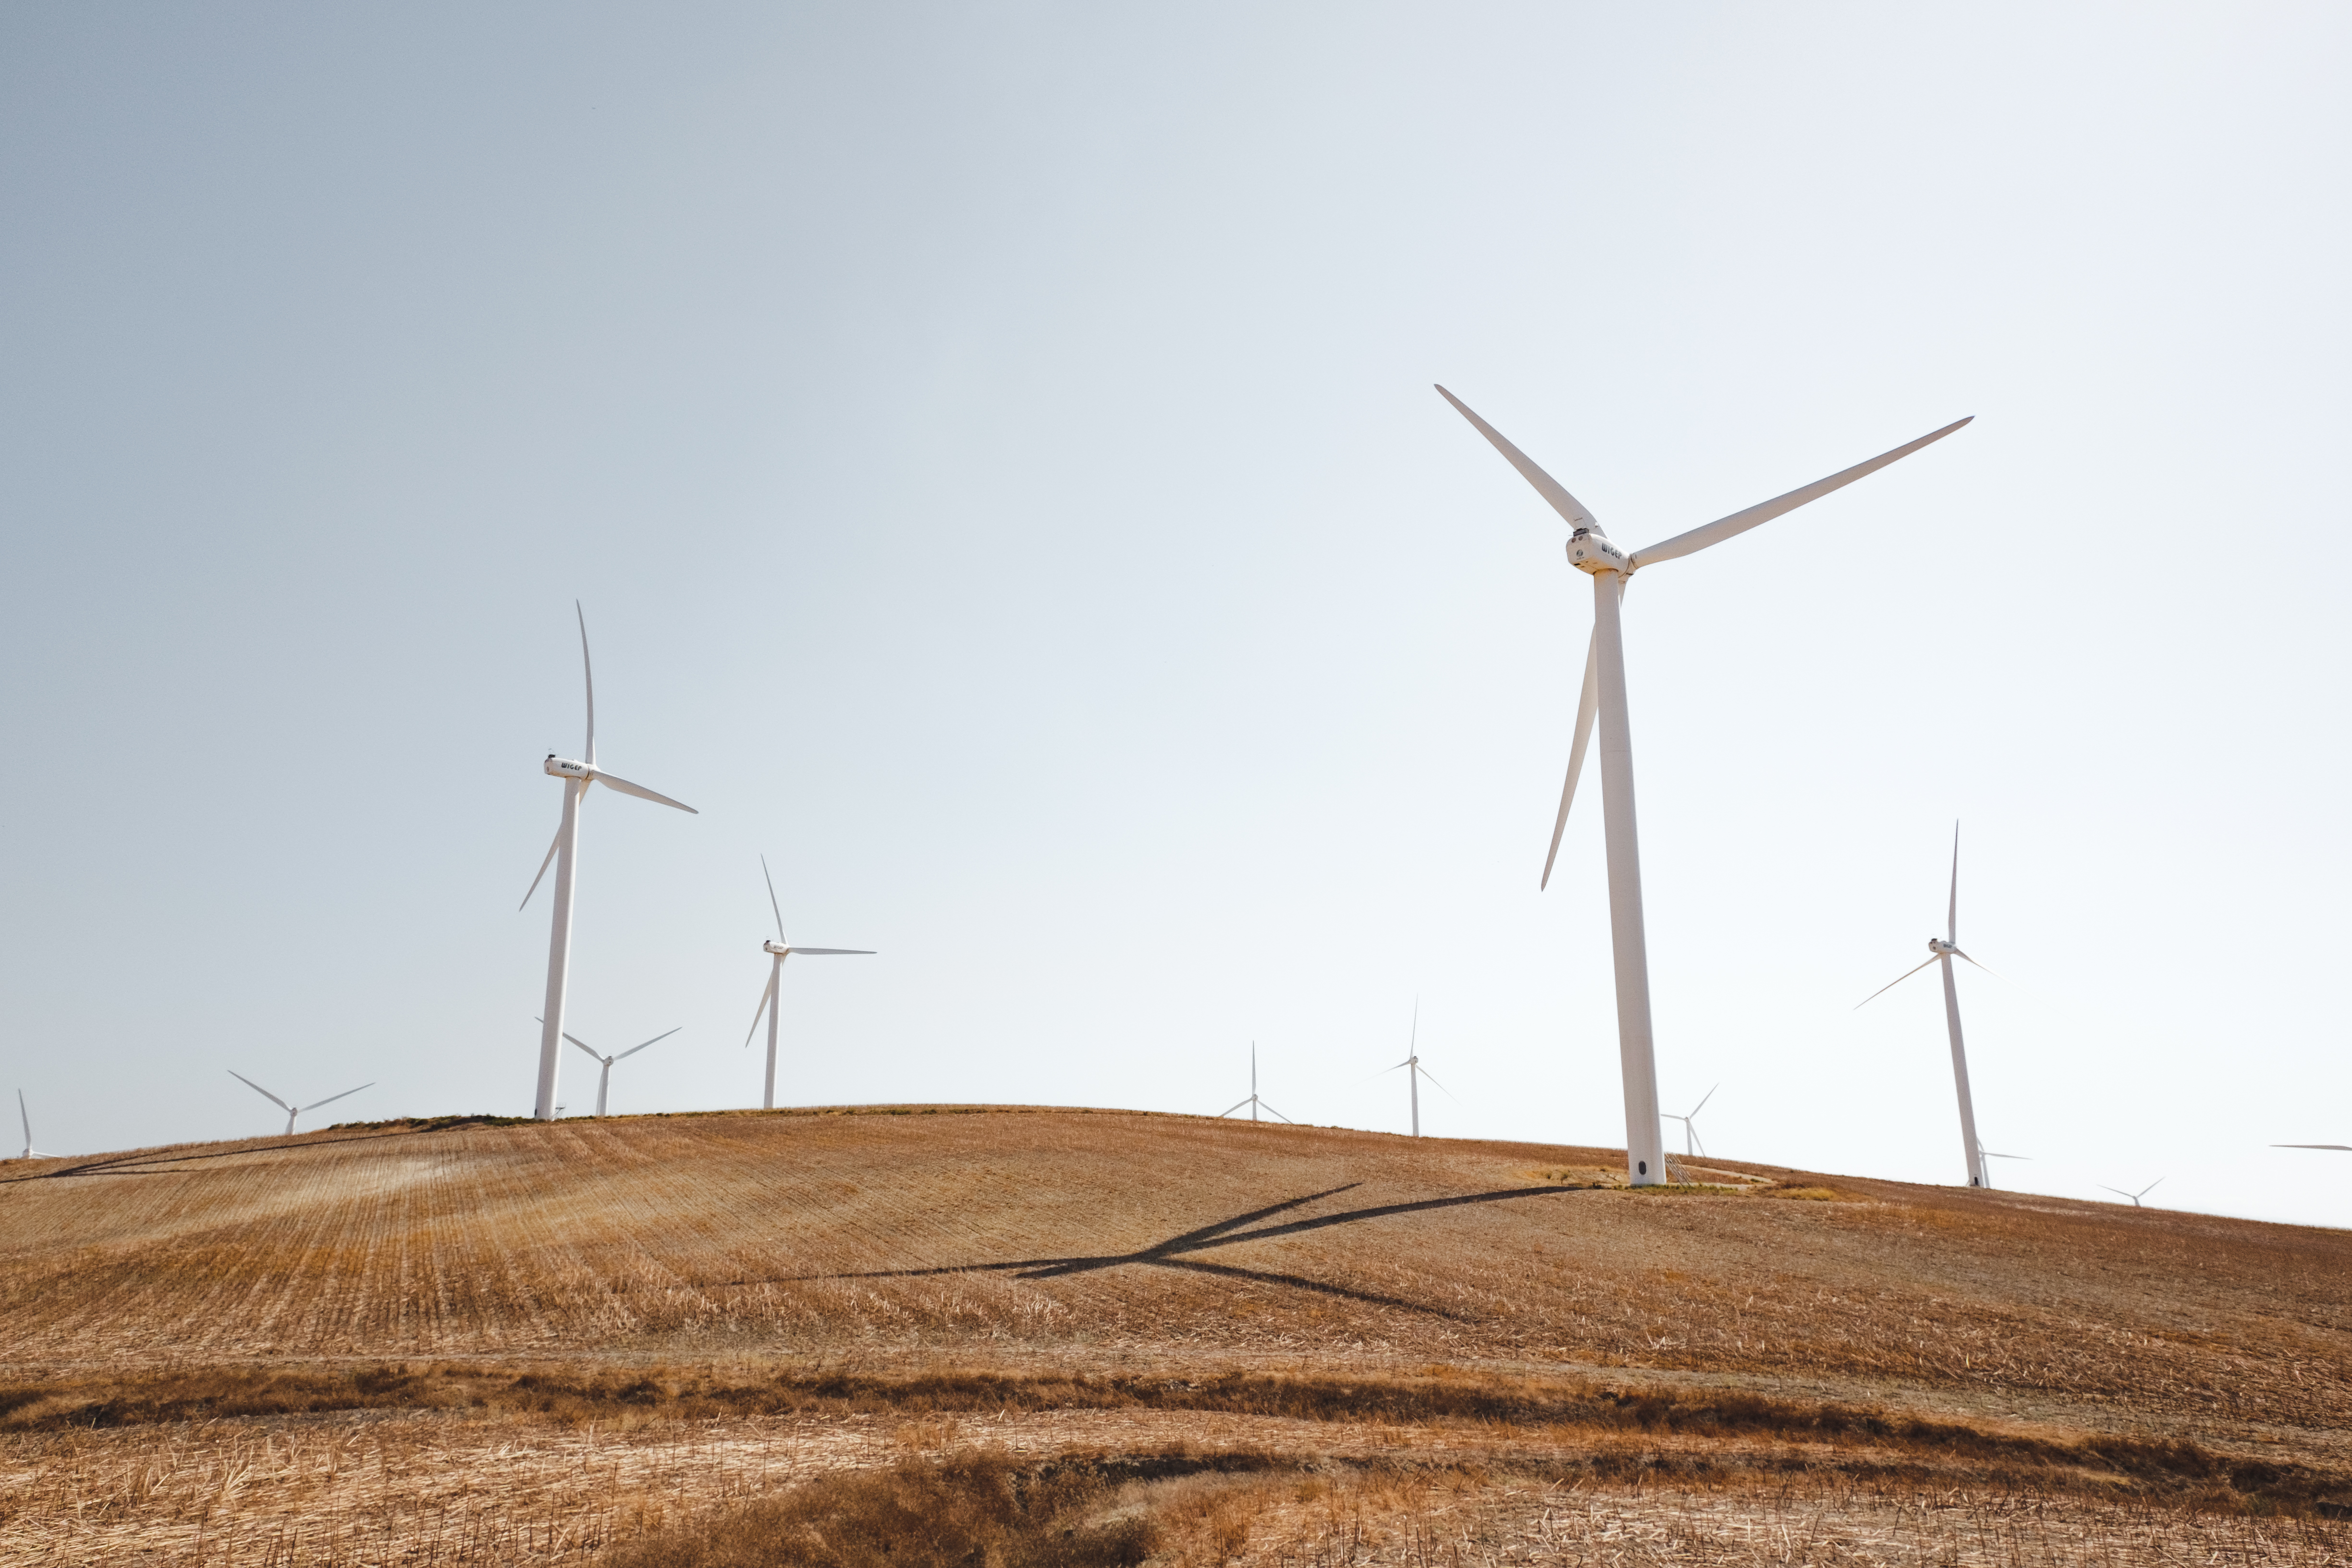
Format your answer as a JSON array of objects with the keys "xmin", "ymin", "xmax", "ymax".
[
  {"xmin": 228, "ymin": 1072, "xmax": 371, "ymax": 1137},
  {"xmin": 567, "ymin": 1026, "xmax": 680, "ymax": 1117},
  {"xmin": 1218, "ymin": 1043, "xmax": 1291, "ymax": 1123},
  {"xmin": 743, "ymin": 857, "xmax": 874, "ymax": 1110},
  {"xmin": 1858, "ymin": 824, "xmax": 1999, "ymax": 1188},
  {"xmin": 521, "ymin": 604, "xmax": 698, "ymax": 1122},
  {"xmin": 17, "ymin": 1091, "xmax": 54, "ymax": 1159},
  {"xmin": 1440, "ymin": 387, "xmax": 1969, "ymax": 1184}
]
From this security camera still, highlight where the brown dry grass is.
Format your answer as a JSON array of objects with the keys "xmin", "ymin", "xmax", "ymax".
[{"xmin": 3, "ymin": 1106, "xmax": 2349, "ymax": 1564}]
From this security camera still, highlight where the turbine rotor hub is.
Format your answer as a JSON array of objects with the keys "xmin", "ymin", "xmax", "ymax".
[{"xmin": 1566, "ymin": 527, "xmax": 1631, "ymax": 577}]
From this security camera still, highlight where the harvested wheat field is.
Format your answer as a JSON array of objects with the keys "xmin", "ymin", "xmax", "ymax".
[{"xmin": 3, "ymin": 1106, "xmax": 2348, "ymax": 1565}]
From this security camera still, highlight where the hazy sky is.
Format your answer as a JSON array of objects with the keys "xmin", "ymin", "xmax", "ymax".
[{"xmin": 4, "ymin": 4, "xmax": 2348, "ymax": 1226}]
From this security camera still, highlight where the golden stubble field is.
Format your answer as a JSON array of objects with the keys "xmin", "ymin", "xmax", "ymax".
[{"xmin": 3, "ymin": 1106, "xmax": 2348, "ymax": 1565}]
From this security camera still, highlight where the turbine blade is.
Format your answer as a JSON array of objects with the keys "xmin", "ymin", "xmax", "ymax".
[
  {"xmin": 2139, "ymin": 1177, "xmax": 2164, "ymax": 1199},
  {"xmin": 743, "ymin": 967, "xmax": 779, "ymax": 1048},
  {"xmin": 1690, "ymin": 1082, "xmax": 1719, "ymax": 1117},
  {"xmin": 588, "ymin": 770, "xmax": 698, "ymax": 814},
  {"xmin": 1417, "ymin": 1066, "xmax": 1461, "ymax": 1102},
  {"xmin": 2273, "ymin": 1143, "xmax": 2352, "ymax": 1151},
  {"xmin": 1948, "ymin": 821, "xmax": 1960, "ymax": 946},
  {"xmin": 1953, "ymin": 949, "xmax": 2003, "ymax": 980},
  {"xmin": 613, "ymin": 1026, "xmax": 681, "ymax": 1062},
  {"xmin": 576, "ymin": 601, "xmax": 596, "ymax": 769},
  {"xmin": 18, "ymin": 1089, "xmax": 30, "ymax": 1148},
  {"xmin": 787, "ymin": 948, "xmax": 875, "ymax": 956},
  {"xmin": 568, "ymin": 1035, "xmax": 603, "ymax": 1063},
  {"xmin": 1433, "ymin": 386, "xmax": 1601, "ymax": 530},
  {"xmin": 1259, "ymin": 1102, "xmax": 1294, "ymax": 1124},
  {"xmin": 298, "ymin": 1082, "xmax": 373, "ymax": 1114},
  {"xmin": 519, "ymin": 820, "xmax": 563, "ymax": 910},
  {"xmin": 1629, "ymin": 417, "xmax": 1972, "ymax": 569},
  {"xmin": 1217, "ymin": 1098, "xmax": 1252, "ymax": 1118},
  {"xmin": 2099, "ymin": 1186, "xmax": 2132, "ymax": 1199},
  {"xmin": 760, "ymin": 855, "xmax": 787, "ymax": 943},
  {"xmin": 228, "ymin": 1071, "xmax": 294, "ymax": 1114},
  {"xmin": 1542, "ymin": 628, "xmax": 1600, "ymax": 891},
  {"xmin": 1855, "ymin": 956, "xmax": 1940, "ymax": 1009}
]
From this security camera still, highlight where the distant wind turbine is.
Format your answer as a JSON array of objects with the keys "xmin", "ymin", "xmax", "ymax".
[
  {"xmin": 1218, "ymin": 1043, "xmax": 1291, "ymax": 1123},
  {"xmin": 1382, "ymin": 1001, "xmax": 1453, "ymax": 1138},
  {"xmin": 538, "ymin": 1017, "xmax": 681, "ymax": 1117},
  {"xmin": 743, "ymin": 856, "xmax": 874, "ymax": 1111},
  {"xmin": 1440, "ymin": 387, "xmax": 1969, "ymax": 1185},
  {"xmin": 228, "ymin": 1072, "xmax": 371, "ymax": 1137},
  {"xmin": 18, "ymin": 1090, "xmax": 54, "ymax": 1159},
  {"xmin": 520, "ymin": 603, "xmax": 698, "ymax": 1123},
  {"xmin": 1662, "ymin": 1084, "xmax": 1718, "ymax": 1158},
  {"xmin": 2100, "ymin": 1176, "xmax": 2163, "ymax": 1208},
  {"xmin": 1858, "ymin": 823, "xmax": 2001, "ymax": 1189}
]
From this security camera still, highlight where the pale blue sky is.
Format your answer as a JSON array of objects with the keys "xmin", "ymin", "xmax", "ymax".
[{"xmin": 4, "ymin": 4, "xmax": 2348, "ymax": 1225}]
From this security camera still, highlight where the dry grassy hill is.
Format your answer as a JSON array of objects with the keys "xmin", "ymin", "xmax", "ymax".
[{"xmin": 4, "ymin": 1107, "xmax": 2349, "ymax": 1565}]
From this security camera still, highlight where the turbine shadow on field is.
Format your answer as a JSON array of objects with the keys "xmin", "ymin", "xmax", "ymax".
[{"xmin": 775, "ymin": 1183, "xmax": 1591, "ymax": 1317}]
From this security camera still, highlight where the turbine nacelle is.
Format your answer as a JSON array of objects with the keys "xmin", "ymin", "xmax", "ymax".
[
  {"xmin": 763, "ymin": 940, "xmax": 792, "ymax": 956},
  {"xmin": 1928, "ymin": 937, "xmax": 1959, "ymax": 956},
  {"xmin": 1565, "ymin": 527, "xmax": 1630, "ymax": 577},
  {"xmin": 544, "ymin": 755, "xmax": 591, "ymax": 779}
]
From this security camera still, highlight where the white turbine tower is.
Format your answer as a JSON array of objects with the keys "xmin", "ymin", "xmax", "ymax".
[
  {"xmin": 1858, "ymin": 823, "xmax": 2000, "ymax": 1188},
  {"xmin": 566, "ymin": 1026, "xmax": 680, "ymax": 1117},
  {"xmin": 1663, "ymin": 1084, "xmax": 1718, "ymax": 1158},
  {"xmin": 1382, "ymin": 1001, "xmax": 1451, "ymax": 1138},
  {"xmin": 743, "ymin": 856, "xmax": 874, "ymax": 1111},
  {"xmin": 228, "ymin": 1072, "xmax": 372, "ymax": 1137},
  {"xmin": 2101, "ymin": 1176, "xmax": 2164, "ymax": 1208},
  {"xmin": 1218, "ymin": 1043, "xmax": 1291, "ymax": 1123},
  {"xmin": 18, "ymin": 1090, "xmax": 55, "ymax": 1159},
  {"xmin": 1440, "ymin": 388, "xmax": 1969, "ymax": 1185},
  {"xmin": 521, "ymin": 604, "xmax": 698, "ymax": 1123}
]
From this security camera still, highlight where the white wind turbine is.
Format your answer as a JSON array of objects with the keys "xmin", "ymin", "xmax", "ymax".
[
  {"xmin": 228, "ymin": 1072, "xmax": 372, "ymax": 1137},
  {"xmin": 18, "ymin": 1090, "xmax": 55, "ymax": 1159},
  {"xmin": 567, "ymin": 1026, "xmax": 680, "ymax": 1117},
  {"xmin": 1440, "ymin": 387, "xmax": 1969, "ymax": 1185},
  {"xmin": 1218, "ymin": 1042, "xmax": 1291, "ymax": 1123},
  {"xmin": 1662, "ymin": 1084, "xmax": 1718, "ymax": 1158},
  {"xmin": 743, "ymin": 856, "xmax": 874, "ymax": 1111},
  {"xmin": 1857, "ymin": 823, "xmax": 2000, "ymax": 1188},
  {"xmin": 520, "ymin": 604, "xmax": 698, "ymax": 1123},
  {"xmin": 2101, "ymin": 1176, "xmax": 2163, "ymax": 1208},
  {"xmin": 1382, "ymin": 1001, "xmax": 1452, "ymax": 1138}
]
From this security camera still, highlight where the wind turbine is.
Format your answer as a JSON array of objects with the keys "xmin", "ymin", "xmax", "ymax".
[
  {"xmin": 1440, "ymin": 388, "xmax": 1968, "ymax": 1184},
  {"xmin": 743, "ymin": 856, "xmax": 875, "ymax": 1111},
  {"xmin": 1858, "ymin": 823, "xmax": 2000, "ymax": 1189},
  {"xmin": 1662, "ymin": 1084, "xmax": 1718, "ymax": 1158},
  {"xmin": 1218, "ymin": 1043, "xmax": 1291, "ymax": 1123},
  {"xmin": 520, "ymin": 603, "xmax": 698, "ymax": 1123},
  {"xmin": 567, "ymin": 1026, "xmax": 680, "ymax": 1117},
  {"xmin": 227, "ymin": 1072, "xmax": 371, "ymax": 1137},
  {"xmin": 1382, "ymin": 1001, "xmax": 1452, "ymax": 1137},
  {"xmin": 2100, "ymin": 1176, "xmax": 2163, "ymax": 1208},
  {"xmin": 17, "ymin": 1091, "xmax": 54, "ymax": 1159}
]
